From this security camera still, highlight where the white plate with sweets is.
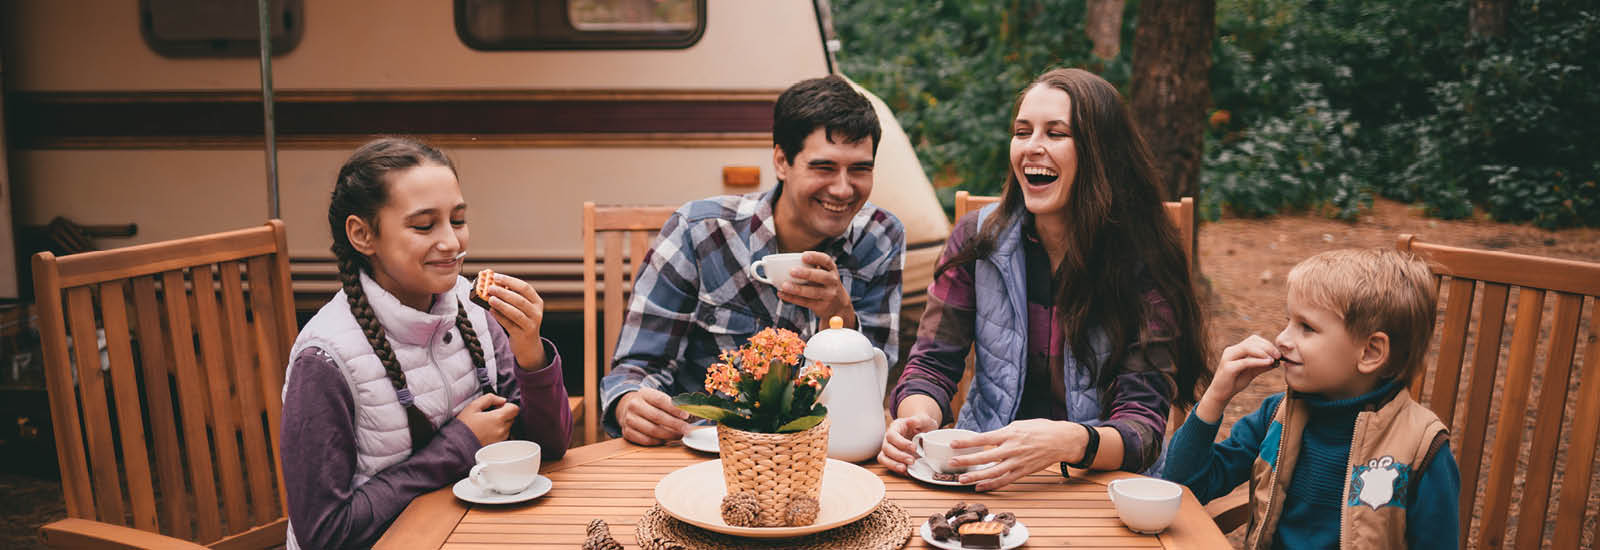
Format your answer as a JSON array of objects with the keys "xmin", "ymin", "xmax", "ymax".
[{"xmin": 919, "ymin": 503, "xmax": 1029, "ymax": 550}]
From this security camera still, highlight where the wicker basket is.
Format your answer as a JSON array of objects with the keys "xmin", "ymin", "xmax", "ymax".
[{"xmin": 715, "ymin": 418, "xmax": 830, "ymax": 527}]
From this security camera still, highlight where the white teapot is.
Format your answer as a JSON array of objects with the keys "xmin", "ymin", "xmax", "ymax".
[{"xmin": 805, "ymin": 316, "xmax": 889, "ymax": 462}]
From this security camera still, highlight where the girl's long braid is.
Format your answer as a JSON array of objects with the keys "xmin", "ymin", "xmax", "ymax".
[
  {"xmin": 454, "ymin": 298, "xmax": 496, "ymax": 397},
  {"xmin": 338, "ymin": 256, "xmax": 438, "ymax": 450}
]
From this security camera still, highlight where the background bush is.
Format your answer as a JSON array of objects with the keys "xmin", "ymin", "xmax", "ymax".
[{"xmin": 833, "ymin": 0, "xmax": 1600, "ymax": 228}]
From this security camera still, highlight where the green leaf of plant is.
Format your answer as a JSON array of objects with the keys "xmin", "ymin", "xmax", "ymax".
[
  {"xmin": 779, "ymin": 383, "xmax": 796, "ymax": 423},
  {"xmin": 758, "ymin": 359, "xmax": 790, "ymax": 415},
  {"xmin": 776, "ymin": 415, "xmax": 825, "ymax": 433},
  {"xmin": 671, "ymin": 393, "xmax": 738, "ymax": 422}
]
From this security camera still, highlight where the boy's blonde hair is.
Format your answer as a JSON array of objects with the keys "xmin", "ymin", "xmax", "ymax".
[{"xmin": 1286, "ymin": 248, "xmax": 1438, "ymax": 382}]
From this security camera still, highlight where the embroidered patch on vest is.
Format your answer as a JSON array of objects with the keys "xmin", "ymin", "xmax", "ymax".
[
  {"xmin": 1347, "ymin": 456, "xmax": 1410, "ymax": 509},
  {"xmin": 1258, "ymin": 421, "xmax": 1283, "ymax": 468}
]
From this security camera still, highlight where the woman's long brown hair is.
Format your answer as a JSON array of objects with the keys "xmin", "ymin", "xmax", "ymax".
[{"xmin": 937, "ymin": 68, "xmax": 1210, "ymax": 413}]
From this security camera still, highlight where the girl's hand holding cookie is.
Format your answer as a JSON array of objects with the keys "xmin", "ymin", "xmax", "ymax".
[{"xmin": 480, "ymin": 272, "xmax": 548, "ymax": 370}]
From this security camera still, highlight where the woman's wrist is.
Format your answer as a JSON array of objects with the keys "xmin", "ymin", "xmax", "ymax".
[
  {"xmin": 896, "ymin": 394, "xmax": 942, "ymax": 423},
  {"xmin": 1054, "ymin": 421, "xmax": 1089, "ymax": 464}
]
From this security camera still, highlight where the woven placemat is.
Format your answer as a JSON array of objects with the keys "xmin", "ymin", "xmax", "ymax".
[{"xmin": 634, "ymin": 500, "xmax": 912, "ymax": 550}]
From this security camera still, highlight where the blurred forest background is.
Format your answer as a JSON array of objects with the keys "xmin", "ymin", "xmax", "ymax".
[{"xmin": 829, "ymin": 0, "xmax": 1600, "ymax": 229}]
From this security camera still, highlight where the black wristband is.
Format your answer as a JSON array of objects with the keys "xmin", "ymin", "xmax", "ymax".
[{"xmin": 1063, "ymin": 423, "xmax": 1100, "ymax": 470}]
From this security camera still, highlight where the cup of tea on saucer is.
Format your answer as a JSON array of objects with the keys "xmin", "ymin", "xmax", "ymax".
[
  {"xmin": 912, "ymin": 428, "xmax": 982, "ymax": 474},
  {"xmin": 470, "ymin": 440, "xmax": 541, "ymax": 494}
]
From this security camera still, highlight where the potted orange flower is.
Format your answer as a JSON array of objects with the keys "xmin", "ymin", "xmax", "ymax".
[{"xmin": 672, "ymin": 327, "xmax": 833, "ymax": 527}]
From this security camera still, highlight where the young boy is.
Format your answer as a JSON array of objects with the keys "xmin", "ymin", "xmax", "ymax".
[{"xmin": 1163, "ymin": 248, "xmax": 1460, "ymax": 549}]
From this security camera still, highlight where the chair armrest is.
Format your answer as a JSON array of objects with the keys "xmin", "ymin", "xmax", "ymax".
[
  {"xmin": 1205, "ymin": 485, "xmax": 1251, "ymax": 534},
  {"xmin": 41, "ymin": 518, "xmax": 210, "ymax": 550}
]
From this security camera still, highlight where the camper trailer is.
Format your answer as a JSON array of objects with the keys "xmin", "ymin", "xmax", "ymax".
[{"xmin": 1, "ymin": 0, "xmax": 949, "ymax": 315}]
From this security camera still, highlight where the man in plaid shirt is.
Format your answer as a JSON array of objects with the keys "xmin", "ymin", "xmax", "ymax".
[{"xmin": 601, "ymin": 76, "xmax": 906, "ymax": 445}]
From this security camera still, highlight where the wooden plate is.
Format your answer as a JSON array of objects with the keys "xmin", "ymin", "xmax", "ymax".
[{"xmin": 653, "ymin": 458, "xmax": 886, "ymax": 538}]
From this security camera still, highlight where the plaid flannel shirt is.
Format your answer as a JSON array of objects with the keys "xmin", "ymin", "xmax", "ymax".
[{"xmin": 601, "ymin": 184, "xmax": 904, "ymax": 435}]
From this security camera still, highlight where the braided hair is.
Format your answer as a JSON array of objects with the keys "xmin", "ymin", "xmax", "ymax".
[{"xmin": 329, "ymin": 137, "xmax": 492, "ymax": 452}]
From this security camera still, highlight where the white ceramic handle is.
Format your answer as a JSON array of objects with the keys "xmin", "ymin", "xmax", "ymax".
[
  {"xmin": 871, "ymin": 348, "xmax": 889, "ymax": 400},
  {"xmin": 749, "ymin": 260, "xmax": 773, "ymax": 285},
  {"xmin": 470, "ymin": 464, "xmax": 490, "ymax": 490},
  {"xmin": 911, "ymin": 432, "xmax": 926, "ymax": 458}
]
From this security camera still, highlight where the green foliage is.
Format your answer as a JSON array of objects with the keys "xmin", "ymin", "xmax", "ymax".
[
  {"xmin": 1208, "ymin": 0, "xmax": 1599, "ymax": 227},
  {"xmin": 832, "ymin": 0, "xmax": 1124, "ymax": 204},
  {"xmin": 835, "ymin": 0, "xmax": 1599, "ymax": 227},
  {"xmin": 1203, "ymin": 82, "xmax": 1369, "ymax": 220}
]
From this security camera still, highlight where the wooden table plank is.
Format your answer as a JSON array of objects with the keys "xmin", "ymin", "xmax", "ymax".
[{"xmin": 381, "ymin": 440, "xmax": 1230, "ymax": 549}]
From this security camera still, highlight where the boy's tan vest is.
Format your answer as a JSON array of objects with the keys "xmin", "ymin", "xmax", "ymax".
[{"xmin": 1243, "ymin": 390, "xmax": 1449, "ymax": 550}]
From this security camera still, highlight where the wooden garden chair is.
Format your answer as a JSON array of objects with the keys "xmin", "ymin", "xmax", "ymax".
[
  {"xmin": 33, "ymin": 221, "xmax": 298, "ymax": 549},
  {"xmin": 581, "ymin": 202, "xmax": 678, "ymax": 445},
  {"xmin": 946, "ymin": 191, "xmax": 1196, "ymax": 427},
  {"xmin": 1394, "ymin": 235, "xmax": 1600, "ymax": 549}
]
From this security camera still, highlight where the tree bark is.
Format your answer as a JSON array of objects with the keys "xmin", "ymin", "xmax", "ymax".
[
  {"xmin": 1469, "ymin": 0, "xmax": 1510, "ymax": 38},
  {"xmin": 1131, "ymin": 0, "xmax": 1214, "ymax": 202},
  {"xmin": 1085, "ymin": 0, "xmax": 1125, "ymax": 60}
]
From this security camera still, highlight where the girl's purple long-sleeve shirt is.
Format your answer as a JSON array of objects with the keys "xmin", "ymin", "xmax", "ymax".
[{"xmin": 280, "ymin": 317, "xmax": 571, "ymax": 549}]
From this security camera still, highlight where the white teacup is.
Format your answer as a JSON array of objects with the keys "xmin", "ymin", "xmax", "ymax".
[
  {"xmin": 1107, "ymin": 478, "xmax": 1182, "ymax": 534},
  {"xmin": 469, "ymin": 440, "xmax": 541, "ymax": 495},
  {"xmin": 911, "ymin": 428, "xmax": 982, "ymax": 474},
  {"xmin": 749, "ymin": 253, "xmax": 808, "ymax": 288}
]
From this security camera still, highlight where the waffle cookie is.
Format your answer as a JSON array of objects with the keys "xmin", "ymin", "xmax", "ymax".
[
  {"xmin": 471, "ymin": 269, "xmax": 497, "ymax": 310},
  {"xmin": 957, "ymin": 521, "xmax": 1006, "ymax": 549}
]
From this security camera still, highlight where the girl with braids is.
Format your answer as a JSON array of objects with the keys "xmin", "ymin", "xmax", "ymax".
[
  {"xmin": 281, "ymin": 137, "xmax": 571, "ymax": 549},
  {"xmin": 879, "ymin": 68, "xmax": 1209, "ymax": 491}
]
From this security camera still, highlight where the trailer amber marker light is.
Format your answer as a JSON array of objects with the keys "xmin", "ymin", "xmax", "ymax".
[{"xmin": 723, "ymin": 165, "xmax": 761, "ymax": 187}]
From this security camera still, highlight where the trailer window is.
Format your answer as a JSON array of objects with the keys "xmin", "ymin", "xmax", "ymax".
[
  {"xmin": 140, "ymin": 0, "xmax": 303, "ymax": 57},
  {"xmin": 456, "ymin": 0, "xmax": 705, "ymax": 50}
]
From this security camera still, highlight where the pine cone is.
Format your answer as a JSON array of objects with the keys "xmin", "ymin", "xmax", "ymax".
[
  {"xmin": 721, "ymin": 492, "xmax": 761, "ymax": 527},
  {"xmin": 786, "ymin": 495, "xmax": 820, "ymax": 526},
  {"xmin": 583, "ymin": 518, "xmax": 623, "ymax": 550}
]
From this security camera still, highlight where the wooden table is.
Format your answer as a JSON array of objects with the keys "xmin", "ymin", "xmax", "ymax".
[{"xmin": 377, "ymin": 438, "xmax": 1231, "ymax": 549}]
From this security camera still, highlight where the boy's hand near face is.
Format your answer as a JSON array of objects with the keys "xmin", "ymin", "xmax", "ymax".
[{"xmin": 1195, "ymin": 335, "xmax": 1281, "ymax": 423}]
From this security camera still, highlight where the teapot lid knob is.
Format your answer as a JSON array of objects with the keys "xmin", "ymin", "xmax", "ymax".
[{"xmin": 829, "ymin": 316, "xmax": 843, "ymax": 330}]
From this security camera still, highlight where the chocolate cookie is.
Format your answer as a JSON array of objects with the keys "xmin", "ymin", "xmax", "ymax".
[{"xmin": 927, "ymin": 513, "xmax": 956, "ymax": 541}]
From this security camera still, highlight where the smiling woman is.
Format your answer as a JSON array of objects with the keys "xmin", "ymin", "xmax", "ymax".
[{"xmin": 882, "ymin": 68, "xmax": 1210, "ymax": 492}]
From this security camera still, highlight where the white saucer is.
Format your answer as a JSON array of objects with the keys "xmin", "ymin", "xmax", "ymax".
[
  {"xmin": 681, "ymin": 426, "xmax": 719, "ymax": 453},
  {"xmin": 452, "ymin": 475, "xmax": 552, "ymax": 505},
  {"xmin": 907, "ymin": 458, "xmax": 997, "ymax": 487},
  {"xmin": 919, "ymin": 514, "xmax": 1030, "ymax": 550}
]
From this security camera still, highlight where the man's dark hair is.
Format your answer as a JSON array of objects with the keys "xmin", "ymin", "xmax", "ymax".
[{"xmin": 773, "ymin": 75, "xmax": 881, "ymax": 163}]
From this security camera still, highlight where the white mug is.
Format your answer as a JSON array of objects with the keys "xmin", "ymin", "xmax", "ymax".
[
  {"xmin": 749, "ymin": 253, "xmax": 807, "ymax": 288},
  {"xmin": 911, "ymin": 428, "xmax": 981, "ymax": 474},
  {"xmin": 1107, "ymin": 478, "xmax": 1182, "ymax": 534},
  {"xmin": 469, "ymin": 440, "xmax": 541, "ymax": 495}
]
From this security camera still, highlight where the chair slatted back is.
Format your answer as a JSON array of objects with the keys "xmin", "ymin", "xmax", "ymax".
[
  {"xmin": 1397, "ymin": 235, "xmax": 1600, "ymax": 549},
  {"xmin": 948, "ymin": 193, "xmax": 1196, "ymax": 429},
  {"xmin": 33, "ymin": 221, "xmax": 297, "ymax": 547},
  {"xmin": 581, "ymin": 203, "xmax": 678, "ymax": 444}
]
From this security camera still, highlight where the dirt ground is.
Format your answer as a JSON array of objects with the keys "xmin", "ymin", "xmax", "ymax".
[{"xmin": 2, "ymin": 198, "xmax": 1596, "ymax": 549}]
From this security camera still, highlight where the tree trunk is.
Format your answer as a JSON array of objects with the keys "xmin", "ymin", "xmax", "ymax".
[
  {"xmin": 1085, "ymin": 0, "xmax": 1125, "ymax": 60},
  {"xmin": 1131, "ymin": 0, "xmax": 1214, "ymax": 202},
  {"xmin": 1469, "ymin": 0, "xmax": 1510, "ymax": 38}
]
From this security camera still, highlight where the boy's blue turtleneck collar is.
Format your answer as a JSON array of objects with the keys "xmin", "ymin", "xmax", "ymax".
[{"xmin": 1299, "ymin": 377, "xmax": 1406, "ymax": 411}]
